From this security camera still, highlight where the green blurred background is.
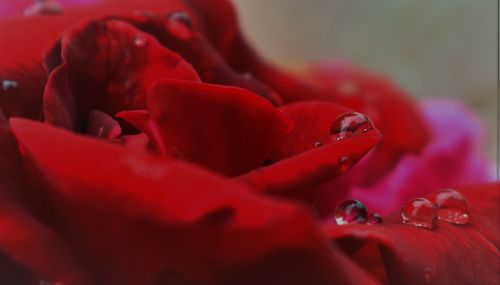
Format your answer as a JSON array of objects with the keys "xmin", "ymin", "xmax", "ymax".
[{"xmin": 233, "ymin": 0, "xmax": 498, "ymax": 158}]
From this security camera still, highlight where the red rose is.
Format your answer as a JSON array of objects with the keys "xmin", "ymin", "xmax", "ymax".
[{"xmin": 0, "ymin": 0, "xmax": 498, "ymax": 284}]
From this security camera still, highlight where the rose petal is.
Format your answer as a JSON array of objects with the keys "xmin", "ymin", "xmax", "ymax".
[
  {"xmin": 185, "ymin": 3, "xmax": 430, "ymax": 155},
  {"xmin": 115, "ymin": 109, "xmax": 150, "ymax": 132},
  {"xmin": 0, "ymin": 111, "xmax": 90, "ymax": 284},
  {"xmin": 0, "ymin": 1, "xmax": 171, "ymax": 120},
  {"xmin": 10, "ymin": 118, "xmax": 379, "ymax": 285},
  {"xmin": 323, "ymin": 183, "xmax": 499, "ymax": 284},
  {"xmin": 0, "ymin": 204, "xmax": 93, "ymax": 284},
  {"xmin": 43, "ymin": 18, "xmax": 199, "ymax": 130},
  {"xmin": 86, "ymin": 110, "xmax": 122, "ymax": 139},
  {"xmin": 118, "ymin": 10, "xmax": 283, "ymax": 105},
  {"xmin": 0, "ymin": 0, "xmax": 279, "ymax": 119},
  {"xmin": 271, "ymin": 101, "xmax": 356, "ymax": 160},
  {"xmin": 237, "ymin": 102, "xmax": 381, "ymax": 200},
  {"xmin": 237, "ymin": 134, "xmax": 381, "ymax": 201},
  {"xmin": 0, "ymin": 62, "xmax": 45, "ymax": 120},
  {"xmin": 143, "ymin": 79, "xmax": 291, "ymax": 176}
]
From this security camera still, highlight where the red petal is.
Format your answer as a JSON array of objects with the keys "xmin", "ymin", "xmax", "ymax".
[
  {"xmin": 115, "ymin": 109, "xmax": 150, "ymax": 132},
  {"xmin": 184, "ymin": 0, "xmax": 238, "ymax": 54},
  {"xmin": 308, "ymin": 60, "xmax": 429, "ymax": 154},
  {"xmin": 237, "ymin": 134, "xmax": 380, "ymax": 201},
  {"xmin": 145, "ymin": 79, "xmax": 291, "ymax": 176},
  {"xmin": 0, "ymin": 205, "xmax": 92, "ymax": 284},
  {"xmin": 43, "ymin": 18, "xmax": 199, "ymax": 130},
  {"xmin": 115, "ymin": 110, "xmax": 163, "ymax": 154},
  {"xmin": 0, "ymin": 64, "xmax": 45, "ymax": 120},
  {"xmin": 237, "ymin": 102, "xmax": 381, "ymax": 200},
  {"xmin": 0, "ymin": 0, "xmax": 280, "ymax": 122},
  {"xmin": 10, "ymin": 118, "xmax": 379, "ymax": 285},
  {"xmin": 186, "ymin": 0, "xmax": 429, "ymax": 156},
  {"xmin": 0, "ymin": 0, "xmax": 199, "ymax": 119},
  {"xmin": 323, "ymin": 183, "xmax": 500, "ymax": 284},
  {"xmin": 86, "ymin": 110, "xmax": 122, "ymax": 139},
  {"xmin": 118, "ymin": 10, "xmax": 283, "ymax": 105},
  {"xmin": 0, "ymin": 11, "xmax": 66, "ymax": 120},
  {"xmin": 271, "ymin": 101, "xmax": 356, "ymax": 160},
  {"xmin": 0, "ymin": 113, "xmax": 90, "ymax": 283}
]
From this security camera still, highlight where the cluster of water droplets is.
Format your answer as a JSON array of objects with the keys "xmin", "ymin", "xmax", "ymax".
[
  {"xmin": 333, "ymin": 199, "xmax": 382, "ymax": 225},
  {"xmin": 400, "ymin": 189, "xmax": 470, "ymax": 229},
  {"xmin": 332, "ymin": 189, "xmax": 469, "ymax": 229}
]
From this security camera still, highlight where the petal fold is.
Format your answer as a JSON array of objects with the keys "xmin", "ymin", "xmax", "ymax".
[{"xmin": 143, "ymin": 79, "xmax": 291, "ymax": 176}]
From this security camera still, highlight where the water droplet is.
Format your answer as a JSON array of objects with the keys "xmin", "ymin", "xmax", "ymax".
[
  {"xmin": 165, "ymin": 11, "xmax": 193, "ymax": 41},
  {"xmin": 400, "ymin": 198, "xmax": 437, "ymax": 229},
  {"xmin": 134, "ymin": 34, "xmax": 148, "ymax": 47},
  {"xmin": 313, "ymin": 141, "xmax": 322, "ymax": 147},
  {"xmin": 330, "ymin": 112, "xmax": 374, "ymax": 141},
  {"xmin": 24, "ymin": 0, "xmax": 63, "ymax": 16},
  {"xmin": 334, "ymin": 199, "xmax": 367, "ymax": 225},
  {"xmin": 366, "ymin": 213, "xmax": 383, "ymax": 224},
  {"xmin": 2, "ymin": 80, "xmax": 18, "ymax": 91},
  {"xmin": 430, "ymin": 189, "xmax": 470, "ymax": 225},
  {"xmin": 338, "ymin": 156, "xmax": 352, "ymax": 173}
]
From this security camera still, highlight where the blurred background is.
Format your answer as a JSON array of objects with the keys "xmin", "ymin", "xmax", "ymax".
[{"xmin": 232, "ymin": 0, "xmax": 498, "ymax": 159}]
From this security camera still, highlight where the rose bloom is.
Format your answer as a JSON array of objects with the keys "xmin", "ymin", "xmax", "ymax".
[{"xmin": 0, "ymin": 0, "xmax": 498, "ymax": 284}]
